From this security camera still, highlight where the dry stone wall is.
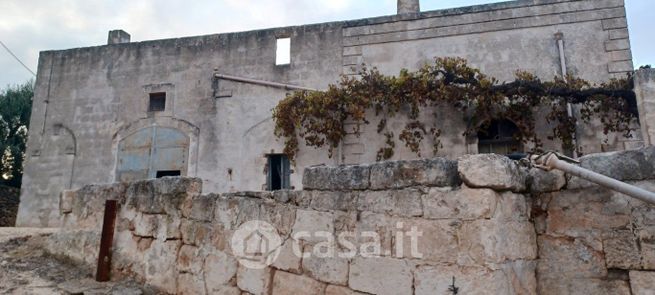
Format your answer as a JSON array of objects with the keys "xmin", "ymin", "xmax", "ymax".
[{"xmin": 45, "ymin": 147, "xmax": 655, "ymax": 294}]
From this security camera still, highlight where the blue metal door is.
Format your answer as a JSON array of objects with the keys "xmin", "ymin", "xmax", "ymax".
[{"xmin": 116, "ymin": 127, "xmax": 189, "ymax": 182}]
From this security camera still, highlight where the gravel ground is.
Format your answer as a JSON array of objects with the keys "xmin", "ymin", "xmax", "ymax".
[{"xmin": 0, "ymin": 228, "xmax": 148, "ymax": 294}]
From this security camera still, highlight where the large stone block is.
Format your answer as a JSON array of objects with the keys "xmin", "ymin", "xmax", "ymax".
[
  {"xmin": 537, "ymin": 235, "xmax": 607, "ymax": 280},
  {"xmin": 357, "ymin": 188, "xmax": 423, "ymax": 217},
  {"xmin": 127, "ymin": 177, "xmax": 202, "ymax": 215},
  {"xmin": 538, "ymin": 278, "xmax": 630, "ymax": 295},
  {"xmin": 458, "ymin": 154, "xmax": 527, "ymax": 192},
  {"xmin": 292, "ymin": 209, "xmax": 334, "ymax": 244},
  {"xmin": 259, "ymin": 202, "xmax": 296, "ymax": 236},
  {"xmin": 348, "ymin": 257, "xmax": 412, "ymax": 295},
  {"xmin": 630, "ymin": 271, "xmax": 655, "ymax": 295},
  {"xmin": 528, "ymin": 168, "xmax": 566, "ymax": 193},
  {"xmin": 638, "ymin": 226, "xmax": 655, "ymax": 269},
  {"xmin": 422, "ymin": 186, "xmax": 496, "ymax": 220},
  {"xmin": 182, "ymin": 194, "xmax": 217, "ymax": 222},
  {"xmin": 309, "ymin": 190, "xmax": 359, "ymax": 212},
  {"xmin": 301, "ymin": 246, "xmax": 349, "ymax": 285},
  {"xmin": 271, "ymin": 271, "xmax": 326, "ymax": 294},
  {"xmin": 568, "ymin": 147, "xmax": 655, "ymax": 189},
  {"xmin": 177, "ymin": 273, "xmax": 205, "ymax": 295},
  {"xmin": 395, "ymin": 219, "xmax": 459, "ymax": 263},
  {"xmin": 368, "ymin": 158, "xmax": 459, "ymax": 189},
  {"xmin": 458, "ymin": 219, "xmax": 536, "ymax": 265},
  {"xmin": 236, "ymin": 266, "xmax": 272, "ymax": 295},
  {"xmin": 177, "ymin": 245, "xmax": 203, "ymax": 274},
  {"xmin": 603, "ymin": 230, "xmax": 641, "ymax": 269},
  {"xmin": 271, "ymin": 239, "xmax": 301, "ymax": 273},
  {"xmin": 303, "ymin": 164, "xmax": 370, "ymax": 190},
  {"xmin": 133, "ymin": 213, "xmax": 159, "ymax": 238},
  {"xmin": 325, "ymin": 285, "xmax": 366, "ymax": 295},
  {"xmin": 144, "ymin": 240, "xmax": 181, "ymax": 294},
  {"xmin": 414, "ymin": 264, "xmax": 535, "ymax": 295},
  {"xmin": 204, "ymin": 251, "xmax": 238, "ymax": 292}
]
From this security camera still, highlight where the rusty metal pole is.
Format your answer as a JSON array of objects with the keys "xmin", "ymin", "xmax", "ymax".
[{"xmin": 96, "ymin": 200, "xmax": 118, "ymax": 282}]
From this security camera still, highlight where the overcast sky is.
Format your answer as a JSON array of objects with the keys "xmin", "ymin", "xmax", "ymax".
[{"xmin": 0, "ymin": 0, "xmax": 653, "ymax": 87}]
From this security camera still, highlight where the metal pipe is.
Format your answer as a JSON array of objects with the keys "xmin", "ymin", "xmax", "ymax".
[
  {"xmin": 555, "ymin": 32, "xmax": 578, "ymax": 158},
  {"xmin": 533, "ymin": 153, "xmax": 655, "ymax": 205},
  {"xmin": 214, "ymin": 73, "xmax": 319, "ymax": 92}
]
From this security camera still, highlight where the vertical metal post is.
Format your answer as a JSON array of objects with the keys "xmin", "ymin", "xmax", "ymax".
[
  {"xmin": 555, "ymin": 32, "xmax": 578, "ymax": 158},
  {"xmin": 96, "ymin": 200, "xmax": 118, "ymax": 282}
]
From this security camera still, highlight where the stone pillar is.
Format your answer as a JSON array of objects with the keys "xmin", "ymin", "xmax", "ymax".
[
  {"xmin": 397, "ymin": 0, "xmax": 420, "ymax": 14},
  {"xmin": 635, "ymin": 68, "xmax": 655, "ymax": 146},
  {"xmin": 107, "ymin": 30, "xmax": 131, "ymax": 45}
]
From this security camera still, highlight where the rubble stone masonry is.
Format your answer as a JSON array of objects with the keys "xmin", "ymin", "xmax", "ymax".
[{"xmin": 44, "ymin": 146, "xmax": 655, "ymax": 294}]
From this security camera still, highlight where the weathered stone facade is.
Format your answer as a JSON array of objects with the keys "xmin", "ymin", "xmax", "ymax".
[
  {"xmin": 44, "ymin": 147, "xmax": 655, "ymax": 294},
  {"xmin": 18, "ymin": 0, "xmax": 640, "ymax": 227}
]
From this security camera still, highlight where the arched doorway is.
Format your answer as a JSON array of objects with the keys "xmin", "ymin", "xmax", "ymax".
[
  {"xmin": 477, "ymin": 119, "xmax": 523, "ymax": 156},
  {"xmin": 116, "ymin": 126, "xmax": 189, "ymax": 182}
]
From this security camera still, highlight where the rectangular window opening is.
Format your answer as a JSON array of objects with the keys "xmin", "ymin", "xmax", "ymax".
[
  {"xmin": 267, "ymin": 154, "xmax": 290, "ymax": 191},
  {"xmin": 149, "ymin": 92, "xmax": 166, "ymax": 112},
  {"xmin": 275, "ymin": 38, "xmax": 291, "ymax": 66},
  {"xmin": 156, "ymin": 170, "xmax": 181, "ymax": 178}
]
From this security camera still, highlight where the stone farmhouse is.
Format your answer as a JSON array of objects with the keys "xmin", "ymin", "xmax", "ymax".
[{"xmin": 17, "ymin": 0, "xmax": 647, "ymax": 227}]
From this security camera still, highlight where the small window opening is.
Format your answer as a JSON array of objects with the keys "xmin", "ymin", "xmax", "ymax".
[
  {"xmin": 267, "ymin": 154, "xmax": 290, "ymax": 191},
  {"xmin": 156, "ymin": 170, "xmax": 181, "ymax": 178},
  {"xmin": 478, "ymin": 120, "xmax": 523, "ymax": 157},
  {"xmin": 149, "ymin": 92, "xmax": 166, "ymax": 112},
  {"xmin": 275, "ymin": 38, "xmax": 291, "ymax": 65}
]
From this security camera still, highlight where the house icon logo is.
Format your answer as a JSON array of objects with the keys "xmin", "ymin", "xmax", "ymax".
[{"xmin": 230, "ymin": 220, "xmax": 282, "ymax": 269}]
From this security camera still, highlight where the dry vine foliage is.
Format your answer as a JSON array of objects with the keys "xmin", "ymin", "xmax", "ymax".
[{"xmin": 273, "ymin": 57, "xmax": 637, "ymax": 162}]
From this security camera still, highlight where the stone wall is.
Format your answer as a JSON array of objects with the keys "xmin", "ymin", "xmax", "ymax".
[
  {"xmin": 636, "ymin": 68, "xmax": 655, "ymax": 146},
  {"xmin": 44, "ymin": 147, "xmax": 655, "ymax": 294},
  {"xmin": 19, "ymin": 0, "xmax": 637, "ymax": 227}
]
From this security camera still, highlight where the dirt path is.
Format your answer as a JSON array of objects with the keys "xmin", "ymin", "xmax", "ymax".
[{"xmin": 0, "ymin": 228, "xmax": 146, "ymax": 294}]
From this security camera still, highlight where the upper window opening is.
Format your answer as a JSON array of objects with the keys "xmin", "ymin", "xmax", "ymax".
[
  {"xmin": 276, "ymin": 38, "xmax": 291, "ymax": 66},
  {"xmin": 477, "ymin": 119, "xmax": 523, "ymax": 157},
  {"xmin": 149, "ymin": 92, "xmax": 166, "ymax": 112},
  {"xmin": 267, "ymin": 154, "xmax": 290, "ymax": 191},
  {"xmin": 156, "ymin": 170, "xmax": 181, "ymax": 178}
]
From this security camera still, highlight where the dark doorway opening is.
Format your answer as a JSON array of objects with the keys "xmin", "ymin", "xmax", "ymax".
[
  {"xmin": 478, "ymin": 119, "xmax": 523, "ymax": 156},
  {"xmin": 156, "ymin": 170, "xmax": 181, "ymax": 178},
  {"xmin": 267, "ymin": 154, "xmax": 290, "ymax": 191}
]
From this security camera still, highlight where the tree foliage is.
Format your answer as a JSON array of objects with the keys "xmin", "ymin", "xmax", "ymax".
[
  {"xmin": 0, "ymin": 80, "xmax": 34, "ymax": 187},
  {"xmin": 273, "ymin": 57, "xmax": 637, "ymax": 162}
]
